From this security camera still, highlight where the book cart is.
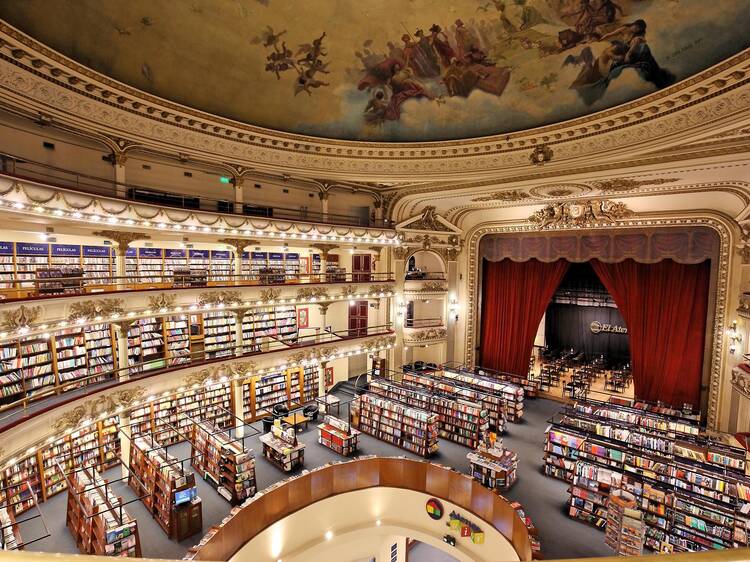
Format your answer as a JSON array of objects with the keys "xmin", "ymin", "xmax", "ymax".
[
  {"xmin": 64, "ymin": 463, "xmax": 141, "ymax": 557},
  {"xmin": 317, "ymin": 415, "xmax": 360, "ymax": 456},
  {"xmin": 468, "ymin": 435, "xmax": 518, "ymax": 491},
  {"xmin": 259, "ymin": 423, "xmax": 305, "ymax": 472}
]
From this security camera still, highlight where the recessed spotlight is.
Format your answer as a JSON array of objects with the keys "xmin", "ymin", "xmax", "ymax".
[
  {"xmin": 376, "ymin": 520, "xmax": 381, "ymax": 526},
  {"xmin": 324, "ymin": 531, "xmax": 333, "ymax": 541}
]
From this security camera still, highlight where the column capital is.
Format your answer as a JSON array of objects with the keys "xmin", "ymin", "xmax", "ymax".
[
  {"xmin": 311, "ymin": 243, "xmax": 338, "ymax": 259},
  {"xmin": 219, "ymin": 237, "xmax": 260, "ymax": 255},
  {"xmin": 93, "ymin": 230, "xmax": 150, "ymax": 253}
]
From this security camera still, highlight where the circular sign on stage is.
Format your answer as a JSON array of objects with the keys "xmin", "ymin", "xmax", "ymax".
[{"xmin": 426, "ymin": 498, "xmax": 444, "ymax": 520}]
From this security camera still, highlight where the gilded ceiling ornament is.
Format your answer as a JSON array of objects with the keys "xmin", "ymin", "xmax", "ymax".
[
  {"xmin": 199, "ymin": 290, "xmax": 242, "ymax": 306},
  {"xmin": 529, "ymin": 144, "xmax": 553, "ymax": 166},
  {"xmin": 407, "ymin": 206, "xmax": 452, "ymax": 232},
  {"xmin": 472, "ymin": 190, "xmax": 531, "ymax": 202},
  {"xmin": 2, "ymin": 304, "xmax": 43, "ymax": 330},
  {"xmin": 547, "ymin": 189, "xmax": 573, "ymax": 197},
  {"xmin": 590, "ymin": 177, "xmax": 680, "ymax": 193},
  {"xmin": 260, "ymin": 288, "xmax": 281, "ymax": 302},
  {"xmin": 68, "ymin": 298, "xmax": 124, "ymax": 321},
  {"xmin": 147, "ymin": 293, "xmax": 177, "ymax": 310},
  {"xmin": 92, "ymin": 230, "xmax": 150, "ymax": 250},
  {"xmin": 218, "ymin": 237, "xmax": 260, "ymax": 254},
  {"xmin": 297, "ymin": 287, "xmax": 330, "ymax": 300},
  {"xmin": 529, "ymin": 199, "xmax": 633, "ymax": 229}
]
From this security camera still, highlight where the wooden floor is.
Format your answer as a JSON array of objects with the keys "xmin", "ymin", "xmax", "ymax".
[{"xmin": 530, "ymin": 361, "xmax": 635, "ymax": 404}]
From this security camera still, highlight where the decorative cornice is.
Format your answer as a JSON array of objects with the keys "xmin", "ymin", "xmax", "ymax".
[
  {"xmin": 51, "ymin": 386, "xmax": 146, "ymax": 432},
  {"xmin": 199, "ymin": 290, "xmax": 243, "ymax": 307},
  {"xmin": 147, "ymin": 294, "xmax": 178, "ymax": 311},
  {"xmin": 591, "ymin": 178, "xmax": 680, "ymax": 193},
  {"xmin": 310, "ymin": 244, "xmax": 339, "ymax": 258},
  {"xmin": 0, "ymin": 22, "xmax": 748, "ymax": 180},
  {"xmin": 219, "ymin": 237, "xmax": 260, "ymax": 254},
  {"xmin": 259, "ymin": 288, "xmax": 282, "ymax": 303},
  {"xmin": 1, "ymin": 304, "xmax": 42, "ymax": 330},
  {"xmin": 472, "ymin": 190, "xmax": 531, "ymax": 202},
  {"xmin": 529, "ymin": 200, "xmax": 633, "ymax": 229},
  {"xmin": 296, "ymin": 287, "xmax": 330, "ymax": 301},
  {"xmin": 404, "ymin": 328, "xmax": 448, "ymax": 344},
  {"xmin": 67, "ymin": 299, "xmax": 124, "ymax": 322}
]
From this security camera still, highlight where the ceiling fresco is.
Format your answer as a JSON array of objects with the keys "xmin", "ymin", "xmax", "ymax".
[{"xmin": 1, "ymin": 0, "xmax": 748, "ymax": 142}]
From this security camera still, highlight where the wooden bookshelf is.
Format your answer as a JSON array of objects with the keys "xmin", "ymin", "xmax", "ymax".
[
  {"xmin": 441, "ymin": 367, "xmax": 525, "ymax": 422},
  {"xmin": 128, "ymin": 436, "xmax": 202, "ymax": 540},
  {"xmin": 0, "ymin": 506, "xmax": 21, "ymax": 550},
  {"xmin": 468, "ymin": 438, "xmax": 518, "ymax": 491},
  {"xmin": 259, "ymin": 424, "xmax": 305, "ymax": 472},
  {"xmin": 190, "ymin": 420, "xmax": 256, "ymax": 505},
  {"xmin": 65, "ymin": 465, "xmax": 141, "ymax": 557},
  {"xmin": 605, "ymin": 490, "xmax": 646, "ymax": 555},
  {"xmin": 354, "ymin": 393, "xmax": 439, "ymax": 457},
  {"xmin": 317, "ymin": 415, "xmax": 360, "ymax": 456}
]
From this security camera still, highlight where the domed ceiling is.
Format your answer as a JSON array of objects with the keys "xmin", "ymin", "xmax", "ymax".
[{"xmin": 1, "ymin": 0, "xmax": 748, "ymax": 143}]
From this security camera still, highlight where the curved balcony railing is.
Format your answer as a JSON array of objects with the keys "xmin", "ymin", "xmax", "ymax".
[
  {"xmin": 0, "ymin": 271, "xmax": 395, "ymax": 301},
  {"xmin": 405, "ymin": 271, "xmax": 446, "ymax": 281},
  {"xmin": 405, "ymin": 317, "xmax": 445, "ymax": 329},
  {"xmin": 186, "ymin": 456, "xmax": 533, "ymax": 562},
  {"xmin": 0, "ymin": 153, "xmax": 393, "ymax": 228},
  {"xmin": 0, "ymin": 324, "xmax": 393, "ymax": 432}
]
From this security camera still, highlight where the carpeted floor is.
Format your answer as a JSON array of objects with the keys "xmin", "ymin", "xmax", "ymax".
[{"xmin": 20, "ymin": 396, "xmax": 613, "ymax": 560}]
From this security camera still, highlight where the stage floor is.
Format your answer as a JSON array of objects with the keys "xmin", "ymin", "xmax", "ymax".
[{"xmin": 530, "ymin": 359, "xmax": 634, "ymax": 404}]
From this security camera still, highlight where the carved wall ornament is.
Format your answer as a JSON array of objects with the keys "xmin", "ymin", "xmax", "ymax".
[
  {"xmin": 529, "ymin": 144, "xmax": 553, "ymax": 166},
  {"xmin": 738, "ymin": 227, "xmax": 750, "ymax": 265},
  {"xmin": 198, "ymin": 290, "xmax": 243, "ymax": 306},
  {"xmin": 218, "ymin": 237, "xmax": 259, "ymax": 254},
  {"xmin": 1, "ymin": 304, "xmax": 43, "ymax": 330},
  {"xmin": 183, "ymin": 366, "xmax": 219, "ymax": 387},
  {"xmin": 472, "ymin": 190, "xmax": 531, "ymax": 202},
  {"xmin": 547, "ymin": 189, "xmax": 573, "ymax": 197},
  {"xmin": 51, "ymin": 386, "xmax": 145, "ymax": 432},
  {"xmin": 368, "ymin": 284, "xmax": 393, "ymax": 295},
  {"xmin": 228, "ymin": 361, "xmax": 257, "ymax": 378},
  {"xmin": 731, "ymin": 368, "xmax": 750, "ymax": 400},
  {"xmin": 529, "ymin": 200, "xmax": 633, "ymax": 228},
  {"xmin": 148, "ymin": 293, "xmax": 177, "ymax": 310},
  {"xmin": 361, "ymin": 336, "xmax": 396, "ymax": 351},
  {"xmin": 297, "ymin": 287, "xmax": 330, "ymax": 300},
  {"xmin": 340, "ymin": 285, "xmax": 357, "ymax": 298},
  {"xmin": 405, "ymin": 206, "xmax": 452, "ymax": 232},
  {"xmin": 288, "ymin": 346, "xmax": 338, "ymax": 365},
  {"xmin": 317, "ymin": 302, "xmax": 332, "ymax": 315},
  {"xmin": 260, "ymin": 288, "xmax": 281, "ymax": 302},
  {"xmin": 92, "ymin": 230, "xmax": 150, "ymax": 250},
  {"xmin": 68, "ymin": 298, "xmax": 125, "ymax": 321},
  {"xmin": 591, "ymin": 177, "xmax": 680, "ymax": 193},
  {"xmin": 421, "ymin": 281, "xmax": 448, "ymax": 292},
  {"xmin": 310, "ymin": 244, "xmax": 339, "ymax": 259},
  {"xmin": 393, "ymin": 246, "xmax": 410, "ymax": 260},
  {"xmin": 437, "ymin": 246, "xmax": 461, "ymax": 261},
  {"xmin": 405, "ymin": 328, "xmax": 448, "ymax": 342}
]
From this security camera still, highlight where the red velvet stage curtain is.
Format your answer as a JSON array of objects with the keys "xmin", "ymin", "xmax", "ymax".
[
  {"xmin": 480, "ymin": 258, "xmax": 569, "ymax": 376},
  {"xmin": 590, "ymin": 259, "xmax": 710, "ymax": 408}
]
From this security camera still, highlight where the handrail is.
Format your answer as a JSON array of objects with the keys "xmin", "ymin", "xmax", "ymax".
[
  {"xmin": 0, "ymin": 324, "xmax": 394, "ymax": 430},
  {"xmin": 405, "ymin": 317, "xmax": 444, "ymax": 328},
  {"xmin": 187, "ymin": 456, "xmax": 533, "ymax": 561},
  {"xmin": 0, "ymin": 271, "xmax": 395, "ymax": 302},
  {"xmin": 405, "ymin": 272, "xmax": 447, "ymax": 280},
  {"xmin": 0, "ymin": 153, "xmax": 393, "ymax": 229}
]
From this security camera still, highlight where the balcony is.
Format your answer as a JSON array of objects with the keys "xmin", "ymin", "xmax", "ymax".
[{"xmin": 0, "ymin": 153, "xmax": 392, "ymax": 229}]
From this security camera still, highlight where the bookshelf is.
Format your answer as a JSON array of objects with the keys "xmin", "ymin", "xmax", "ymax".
[
  {"xmin": 85, "ymin": 324, "xmax": 116, "ymax": 383},
  {"xmin": 165, "ymin": 315, "xmax": 191, "ymax": 366},
  {"xmin": 0, "ymin": 506, "xmax": 21, "ymax": 550},
  {"xmin": 0, "ymin": 242, "xmax": 14, "ymax": 289},
  {"xmin": 137, "ymin": 248, "xmax": 164, "ymax": 283},
  {"xmin": 0, "ymin": 341, "xmax": 22, "ymax": 404},
  {"xmin": 54, "ymin": 329, "xmax": 88, "ymax": 387},
  {"xmin": 569, "ymin": 460, "xmax": 618, "ymax": 528},
  {"xmin": 467, "ymin": 437, "xmax": 518, "ymax": 491},
  {"xmin": 82, "ymin": 246, "xmax": 115, "ymax": 285},
  {"xmin": 124, "ymin": 248, "xmax": 138, "ymax": 280},
  {"xmin": 128, "ymin": 435, "xmax": 202, "ymax": 540},
  {"xmin": 249, "ymin": 252, "xmax": 267, "ymax": 280},
  {"xmin": 402, "ymin": 370, "xmax": 506, "ymax": 433},
  {"xmin": 5, "ymin": 456, "xmax": 41, "ymax": 516},
  {"xmin": 288, "ymin": 366, "xmax": 303, "ymax": 407},
  {"xmin": 211, "ymin": 250, "xmax": 233, "ymax": 282},
  {"xmin": 163, "ymin": 249, "xmax": 187, "ymax": 278},
  {"xmin": 41, "ymin": 435, "xmax": 72, "ymax": 500},
  {"xmin": 128, "ymin": 317, "xmax": 165, "ymax": 373},
  {"xmin": 190, "ymin": 421, "xmax": 256, "ymax": 505},
  {"xmin": 303, "ymin": 364, "xmax": 319, "ymax": 401},
  {"xmin": 605, "ymin": 490, "xmax": 646, "ymax": 555},
  {"xmin": 354, "ymin": 392, "xmax": 439, "ymax": 457},
  {"xmin": 251, "ymin": 370, "xmax": 289, "ymax": 418},
  {"xmin": 267, "ymin": 252, "xmax": 285, "ymax": 284},
  {"xmin": 19, "ymin": 335, "xmax": 54, "ymax": 396},
  {"xmin": 273, "ymin": 306, "xmax": 298, "ymax": 343},
  {"xmin": 259, "ymin": 424, "xmax": 305, "ymax": 472},
  {"xmin": 15, "ymin": 242, "xmax": 50, "ymax": 288},
  {"xmin": 65, "ymin": 465, "xmax": 141, "ymax": 556},
  {"xmin": 202, "ymin": 311, "xmax": 235, "ymax": 359},
  {"xmin": 318, "ymin": 415, "xmax": 360, "ymax": 456},
  {"xmin": 441, "ymin": 367, "xmax": 525, "ymax": 422},
  {"xmin": 284, "ymin": 253, "xmax": 300, "ymax": 279}
]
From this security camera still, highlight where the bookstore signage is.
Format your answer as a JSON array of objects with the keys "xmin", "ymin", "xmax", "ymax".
[{"xmin": 590, "ymin": 321, "xmax": 627, "ymax": 334}]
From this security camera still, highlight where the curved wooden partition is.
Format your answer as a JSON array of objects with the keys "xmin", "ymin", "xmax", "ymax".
[{"xmin": 189, "ymin": 456, "xmax": 533, "ymax": 561}]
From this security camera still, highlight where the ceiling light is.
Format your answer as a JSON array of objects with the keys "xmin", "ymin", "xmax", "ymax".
[{"xmin": 324, "ymin": 531, "xmax": 333, "ymax": 541}]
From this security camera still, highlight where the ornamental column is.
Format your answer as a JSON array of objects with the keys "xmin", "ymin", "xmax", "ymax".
[
  {"xmin": 311, "ymin": 243, "xmax": 338, "ymax": 283},
  {"xmin": 317, "ymin": 302, "xmax": 331, "ymax": 335},
  {"xmin": 113, "ymin": 152, "xmax": 127, "ymax": 198},
  {"xmin": 233, "ymin": 176, "xmax": 245, "ymax": 215},
  {"xmin": 373, "ymin": 197, "xmax": 384, "ymax": 223},
  {"xmin": 219, "ymin": 238, "xmax": 259, "ymax": 284},
  {"xmin": 112, "ymin": 320, "xmax": 133, "ymax": 381},
  {"xmin": 319, "ymin": 360, "xmax": 328, "ymax": 398},
  {"xmin": 93, "ymin": 230, "xmax": 150, "ymax": 289},
  {"xmin": 393, "ymin": 246, "xmax": 409, "ymax": 369},
  {"xmin": 232, "ymin": 308, "xmax": 249, "ymax": 356},
  {"xmin": 441, "ymin": 246, "xmax": 461, "ymax": 364},
  {"xmin": 318, "ymin": 191, "xmax": 329, "ymax": 220}
]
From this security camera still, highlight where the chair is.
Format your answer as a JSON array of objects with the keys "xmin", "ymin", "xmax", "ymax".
[
  {"xmin": 272, "ymin": 404, "xmax": 289, "ymax": 418},
  {"xmin": 262, "ymin": 417, "xmax": 275, "ymax": 433},
  {"xmin": 303, "ymin": 404, "xmax": 319, "ymax": 422}
]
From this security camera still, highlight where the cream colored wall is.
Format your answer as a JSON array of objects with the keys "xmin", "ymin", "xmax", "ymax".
[{"xmin": 229, "ymin": 487, "xmax": 519, "ymax": 562}]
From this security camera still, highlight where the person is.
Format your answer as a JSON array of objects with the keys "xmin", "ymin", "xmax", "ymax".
[
  {"xmin": 429, "ymin": 24, "xmax": 456, "ymax": 68},
  {"xmin": 443, "ymin": 58, "xmax": 480, "ymax": 97},
  {"xmin": 384, "ymin": 63, "xmax": 434, "ymax": 121},
  {"xmin": 414, "ymin": 29, "xmax": 441, "ymax": 77},
  {"xmin": 600, "ymin": 19, "xmax": 675, "ymax": 88},
  {"xmin": 364, "ymin": 90, "xmax": 389, "ymax": 125},
  {"xmin": 401, "ymin": 33, "xmax": 437, "ymax": 79},
  {"xmin": 454, "ymin": 18, "xmax": 481, "ymax": 61}
]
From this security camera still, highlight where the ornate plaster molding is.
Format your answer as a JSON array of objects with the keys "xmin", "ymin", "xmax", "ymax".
[
  {"xmin": 463, "ymin": 215, "xmax": 735, "ymax": 430},
  {"xmin": 731, "ymin": 368, "xmax": 750, "ymax": 400},
  {"xmin": 51, "ymin": 386, "xmax": 146, "ymax": 432},
  {"xmin": 92, "ymin": 229, "xmax": 150, "ymax": 249},
  {"xmin": 404, "ymin": 328, "xmax": 448, "ymax": 344},
  {"xmin": 67, "ymin": 298, "xmax": 124, "ymax": 321},
  {"xmin": 1, "ymin": 304, "xmax": 42, "ymax": 330},
  {"xmin": 198, "ymin": 290, "xmax": 243, "ymax": 307},
  {"xmin": 297, "ymin": 287, "xmax": 330, "ymax": 301},
  {"xmin": 529, "ymin": 200, "xmax": 633, "ymax": 229},
  {"xmin": 0, "ymin": 22, "xmax": 748, "ymax": 179},
  {"xmin": 147, "ymin": 293, "xmax": 178, "ymax": 311},
  {"xmin": 472, "ymin": 190, "xmax": 531, "ymax": 202}
]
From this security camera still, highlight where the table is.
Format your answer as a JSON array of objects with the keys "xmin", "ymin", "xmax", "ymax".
[
  {"xmin": 259, "ymin": 432, "xmax": 305, "ymax": 472},
  {"xmin": 283, "ymin": 412, "xmax": 309, "ymax": 432},
  {"xmin": 315, "ymin": 394, "xmax": 341, "ymax": 415}
]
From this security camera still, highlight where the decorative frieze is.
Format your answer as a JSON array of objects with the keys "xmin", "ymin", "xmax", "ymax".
[
  {"xmin": 92, "ymin": 229, "xmax": 150, "ymax": 250},
  {"xmin": 405, "ymin": 328, "xmax": 448, "ymax": 343},
  {"xmin": 51, "ymin": 386, "xmax": 146, "ymax": 432},
  {"xmin": 297, "ymin": 287, "xmax": 330, "ymax": 301},
  {"xmin": 1, "ymin": 304, "xmax": 42, "ymax": 330},
  {"xmin": 199, "ymin": 290, "xmax": 243, "ymax": 306},
  {"xmin": 529, "ymin": 200, "xmax": 633, "ymax": 228},
  {"xmin": 68, "ymin": 298, "xmax": 125, "ymax": 321},
  {"xmin": 147, "ymin": 293, "xmax": 177, "ymax": 311}
]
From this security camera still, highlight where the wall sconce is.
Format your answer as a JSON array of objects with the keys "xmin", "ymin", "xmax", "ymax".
[
  {"xmin": 726, "ymin": 320, "xmax": 743, "ymax": 354},
  {"xmin": 448, "ymin": 299, "xmax": 459, "ymax": 322}
]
